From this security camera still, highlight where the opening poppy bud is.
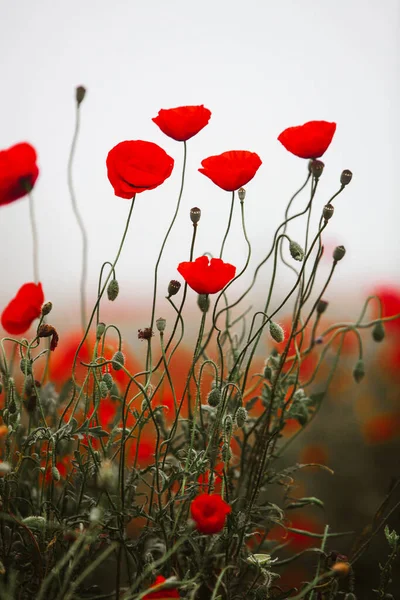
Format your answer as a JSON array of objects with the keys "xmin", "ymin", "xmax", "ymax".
[
  {"xmin": 340, "ymin": 169, "xmax": 353, "ymax": 186},
  {"xmin": 167, "ymin": 280, "xmax": 181, "ymax": 297},
  {"xmin": 107, "ymin": 279, "xmax": 119, "ymax": 301},
  {"xmin": 190, "ymin": 207, "xmax": 201, "ymax": 224},
  {"xmin": 41, "ymin": 301, "xmax": 53, "ymax": 316},
  {"xmin": 323, "ymin": 204, "xmax": 334, "ymax": 221},
  {"xmin": 20, "ymin": 358, "xmax": 32, "ymax": 375},
  {"xmin": 99, "ymin": 381, "xmax": 109, "ymax": 399},
  {"xmin": 96, "ymin": 322, "xmax": 106, "ymax": 340},
  {"xmin": 207, "ymin": 387, "xmax": 221, "ymax": 407},
  {"xmin": 102, "ymin": 373, "xmax": 113, "ymax": 391},
  {"xmin": 289, "ymin": 240, "xmax": 304, "ymax": 262},
  {"xmin": 333, "ymin": 245, "xmax": 346, "ymax": 262},
  {"xmin": 52, "ymin": 466, "xmax": 61, "ymax": 482},
  {"xmin": 317, "ymin": 299, "xmax": 329, "ymax": 314},
  {"xmin": 310, "ymin": 159, "xmax": 325, "ymax": 179},
  {"xmin": 372, "ymin": 321, "xmax": 385, "ymax": 342},
  {"xmin": 76, "ymin": 85, "xmax": 86, "ymax": 106},
  {"xmin": 238, "ymin": 187, "xmax": 246, "ymax": 201},
  {"xmin": 235, "ymin": 407, "xmax": 248, "ymax": 428},
  {"xmin": 111, "ymin": 351, "xmax": 125, "ymax": 371},
  {"xmin": 269, "ymin": 321, "xmax": 284, "ymax": 343},
  {"xmin": 197, "ymin": 293, "xmax": 210, "ymax": 313},
  {"xmin": 156, "ymin": 317, "xmax": 166, "ymax": 332},
  {"xmin": 353, "ymin": 359, "xmax": 365, "ymax": 383}
]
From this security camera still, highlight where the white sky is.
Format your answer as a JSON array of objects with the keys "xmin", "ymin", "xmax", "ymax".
[{"xmin": 0, "ymin": 0, "xmax": 399, "ymax": 331}]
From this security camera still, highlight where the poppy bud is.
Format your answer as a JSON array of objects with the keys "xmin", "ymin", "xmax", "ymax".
[
  {"xmin": 289, "ymin": 240, "xmax": 304, "ymax": 262},
  {"xmin": 207, "ymin": 388, "xmax": 221, "ymax": 407},
  {"xmin": 190, "ymin": 207, "xmax": 201, "ymax": 224},
  {"xmin": 41, "ymin": 301, "xmax": 53, "ymax": 316},
  {"xmin": 223, "ymin": 414, "xmax": 233, "ymax": 437},
  {"xmin": 52, "ymin": 466, "xmax": 61, "ymax": 482},
  {"xmin": 235, "ymin": 407, "xmax": 248, "ymax": 428},
  {"xmin": 111, "ymin": 351, "xmax": 125, "ymax": 371},
  {"xmin": 167, "ymin": 280, "xmax": 181, "ymax": 297},
  {"xmin": 102, "ymin": 373, "xmax": 113, "ymax": 391},
  {"xmin": 331, "ymin": 561, "xmax": 351, "ymax": 577},
  {"xmin": 20, "ymin": 358, "xmax": 32, "ymax": 375},
  {"xmin": 197, "ymin": 294, "xmax": 210, "ymax": 313},
  {"xmin": 353, "ymin": 359, "xmax": 365, "ymax": 383},
  {"xmin": 372, "ymin": 321, "xmax": 385, "ymax": 342},
  {"xmin": 340, "ymin": 169, "xmax": 353, "ymax": 186},
  {"xmin": 317, "ymin": 299, "xmax": 329, "ymax": 314},
  {"xmin": 221, "ymin": 442, "xmax": 232, "ymax": 462},
  {"xmin": 156, "ymin": 317, "xmax": 166, "ymax": 332},
  {"xmin": 323, "ymin": 204, "xmax": 334, "ymax": 221},
  {"xmin": 76, "ymin": 85, "xmax": 86, "ymax": 106},
  {"xmin": 269, "ymin": 321, "xmax": 284, "ymax": 343},
  {"xmin": 107, "ymin": 279, "xmax": 119, "ymax": 301},
  {"xmin": 99, "ymin": 381, "xmax": 109, "ymax": 399},
  {"xmin": 310, "ymin": 159, "xmax": 325, "ymax": 179},
  {"xmin": 96, "ymin": 322, "xmax": 106, "ymax": 340},
  {"xmin": 333, "ymin": 245, "xmax": 346, "ymax": 262},
  {"xmin": 238, "ymin": 187, "xmax": 246, "ymax": 201}
]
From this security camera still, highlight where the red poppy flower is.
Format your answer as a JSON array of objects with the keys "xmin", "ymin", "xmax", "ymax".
[
  {"xmin": 278, "ymin": 121, "xmax": 336, "ymax": 159},
  {"xmin": 142, "ymin": 575, "xmax": 180, "ymax": 599},
  {"xmin": 1, "ymin": 282, "xmax": 44, "ymax": 335},
  {"xmin": 106, "ymin": 140, "xmax": 174, "ymax": 198},
  {"xmin": 190, "ymin": 493, "xmax": 231, "ymax": 534},
  {"xmin": 0, "ymin": 142, "xmax": 39, "ymax": 207},
  {"xmin": 199, "ymin": 150, "xmax": 262, "ymax": 191},
  {"xmin": 177, "ymin": 256, "xmax": 236, "ymax": 294},
  {"xmin": 152, "ymin": 105, "xmax": 211, "ymax": 142}
]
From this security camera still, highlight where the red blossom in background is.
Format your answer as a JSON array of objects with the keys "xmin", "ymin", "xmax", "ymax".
[
  {"xmin": 191, "ymin": 493, "xmax": 231, "ymax": 534},
  {"xmin": 1, "ymin": 283, "xmax": 44, "ymax": 335},
  {"xmin": 0, "ymin": 142, "xmax": 39, "ymax": 207},
  {"xmin": 142, "ymin": 575, "xmax": 180, "ymax": 599},
  {"xmin": 106, "ymin": 140, "xmax": 174, "ymax": 198},
  {"xmin": 152, "ymin": 105, "xmax": 211, "ymax": 141},
  {"xmin": 177, "ymin": 256, "xmax": 236, "ymax": 294},
  {"xmin": 278, "ymin": 121, "xmax": 336, "ymax": 159},
  {"xmin": 199, "ymin": 150, "xmax": 262, "ymax": 191},
  {"xmin": 372, "ymin": 286, "xmax": 400, "ymax": 334}
]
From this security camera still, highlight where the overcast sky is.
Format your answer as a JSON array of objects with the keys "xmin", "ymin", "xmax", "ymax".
[{"xmin": 0, "ymin": 0, "xmax": 399, "ymax": 331}]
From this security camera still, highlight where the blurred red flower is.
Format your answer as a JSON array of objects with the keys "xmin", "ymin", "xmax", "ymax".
[
  {"xmin": 269, "ymin": 514, "xmax": 323, "ymax": 551},
  {"xmin": 178, "ymin": 256, "xmax": 236, "ymax": 294},
  {"xmin": 152, "ymin": 105, "xmax": 211, "ymax": 141},
  {"xmin": 362, "ymin": 413, "xmax": 400, "ymax": 444},
  {"xmin": 0, "ymin": 142, "xmax": 39, "ymax": 207},
  {"xmin": 106, "ymin": 140, "xmax": 174, "ymax": 198},
  {"xmin": 199, "ymin": 150, "xmax": 262, "ymax": 191},
  {"xmin": 372, "ymin": 286, "xmax": 400, "ymax": 334},
  {"xmin": 190, "ymin": 493, "xmax": 231, "ymax": 534},
  {"xmin": 278, "ymin": 121, "xmax": 336, "ymax": 159},
  {"xmin": 143, "ymin": 575, "xmax": 180, "ymax": 599},
  {"xmin": 1, "ymin": 282, "xmax": 44, "ymax": 335}
]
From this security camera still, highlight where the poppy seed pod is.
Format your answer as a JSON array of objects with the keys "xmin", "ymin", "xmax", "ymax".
[
  {"xmin": 190, "ymin": 207, "xmax": 201, "ymax": 224},
  {"xmin": 340, "ymin": 169, "xmax": 353, "ymax": 186},
  {"xmin": 353, "ymin": 359, "xmax": 365, "ymax": 383},
  {"xmin": 310, "ymin": 159, "xmax": 325, "ymax": 179},
  {"xmin": 333, "ymin": 245, "xmax": 346, "ymax": 261},
  {"xmin": 41, "ymin": 301, "xmax": 53, "ymax": 316},
  {"xmin": 20, "ymin": 358, "xmax": 32, "ymax": 375},
  {"xmin": 317, "ymin": 299, "xmax": 329, "ymax": 314},
  {"xmin": 76, "ymin": 85, "xmax": 86, "ymax": 106},
  {"xmin": 269, "ymin": 321, "xmax": 285, "ymax": 343},
  {"xmin": 323, "ymin": 204, "xmax": 334, "ymax": 221},
  {"xmin": 111, "ymin": 351, "xmax": 125, "ymax": 371},
  {"xmin": 167, "ymin": 280, "xmax": 181, "ymax": 297},
  {"xmin": 156, "ymin": 317, "xmax": 166, "ymax": 332},
  {"xmin": 238, "ymin": 187, "xmax": 246, "ymax": 201},
  {"xmin": 197, "ymin": 293, "xmax": 210, "ymax": 313},
  {"xmin": 289, "ymin": 240, "xmax": 304, "ymax": 262},
  {"xmin": 107, "ymin": 279, "xmax": 119, "ymax": 301},
  {"xmin": 372, "ymin": 321, "xmax": 385, "ymax": 342}
]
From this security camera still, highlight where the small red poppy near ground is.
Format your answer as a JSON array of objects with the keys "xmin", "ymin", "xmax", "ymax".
[
  {"xmin": 106, "ymin": 140, "xmax": 174, "ymax": 198},
  {"xmin": 0, "ymin": 142, "xmax": 39, "ymax": 207},
  {"xmin": 190, "ymin": 493, "xmax": 231, "ymax": 534},
  {"xmin": 152, "ymin": 105, "xmax": 211, "ymax": 141},
  {"xmin": 199, "ymin": 150, "xmax": 262, "ymax": 191},
  {"xmin": 177, "ymin": 256, "xmax": 236, "ymax": 294},
  {"xmin": 278, "ymin": 121, "xmax": 336, "ymax": 159},
  {"xmin": 142, "ymin": 575, "xmax": 180, "ymax": 599},
  {"xmin": 1, "ymin": 282, "xmax": 44, "ymax": 335}
]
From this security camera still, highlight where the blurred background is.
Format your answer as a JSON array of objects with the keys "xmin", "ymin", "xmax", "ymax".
[{"xmin": 1, "ymin": 0, "xmax": 399, "ymax": 595}]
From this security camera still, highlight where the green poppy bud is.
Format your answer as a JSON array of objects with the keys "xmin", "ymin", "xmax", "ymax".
[
  {"xmin": 289, "ymin": 240, "xmax": 304, "ymax": 262},
  {"xmin": 353, "ymin": 359, "xmax": 365, "ymax": 383},
  {"xmin": 107, "ymin": 279, "xmax": 119, "ymax": 301},
  {"xmin": 323, "ymin": 204, "xmax": 334, "ymax": 221},
  {"xmin": 111, "ymin": 351, "xmax": 125, "ymax": 371},
  {"xmin": 269, "ymin": 321, "xmax": 284, "ymax": 343},
  {"xmin": 372, "ymin": 321, "xmax": 385, "ymax": 342}
]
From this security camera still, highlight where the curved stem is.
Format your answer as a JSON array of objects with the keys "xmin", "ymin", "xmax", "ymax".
[{"xmin": 28, "ymin": 192, "xmax": 39, "ymax": 283}]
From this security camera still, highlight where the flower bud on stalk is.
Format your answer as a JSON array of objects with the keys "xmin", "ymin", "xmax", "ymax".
[
  {"xmin": 323, "ymin": 204, "xmax": 334, "ymax": 221},
  {"xmin": 289, "ymin": 240, "xmax": 304, "ymax": 261},
  {"xmin": 316, "ymin": 299, "xmax": 329, "ymax": 314},
  {"xmin": 52, "ymin": 466, "xmax": 61, "ymax": 482},
  {"xmin": 102, "ymin": 373, "xmax": 113, "ymax": 390},
  {"xmin": 235, "ymin": 407, "xmax": 248, "ymax": 427},
  {"xmin": 372, "ymin": 321, "xmax": 385, "ymax": 342},
  {"xmin": 340, "ymin": 169, "xmax": 353, "ymax": 186},
  {"xmin": 310, "ymin": 159, "xmax": 325, "ymax": 179},
  {"xmin": 41, "ymin": 301, "xmax": 52, "ymax": 316},
  {"xmin": 156, "ymin": 317, "xmax": 166, "ymax": 332},
  {"xmin": 353, "ymin": 359, "xmax": 365, "ymax": 383},
  {"xmin": 107, "ymin": 279, "xmax": 119, "ymax": 301},
  {"xmin": 99, "ymin": 381, "xmax": 109, "ymax": 399},
  {"xmin": 269, "ymin": 321, "xmax": 285, "ymax": 343},
  {"xmin": 197, "ymin": 294, "xmax": 210, "ymax": 313},
  {"xmin": 76, "ymin": 85, "xmax": 86, "ymax": 106},
  {"xmin": 333, "ymin": 245, "xmax": 346, "ymax": 262},
  {"xmin": 167, "ymin": 280, "xmax": 181, "ymax": 297},
  {"xmin": 190, "ymin": 207, "xmax": 201, "ymax": 224},
  {"xmin": 207, "ymin": 388, "xmax": 221, "ymax": 407},
  {"xmin": 238, "ymin": 187, "xmax": 246, "ymax": 201}
]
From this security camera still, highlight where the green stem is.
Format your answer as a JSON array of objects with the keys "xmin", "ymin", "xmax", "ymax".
[
  {"xmin": 220, "ymin": 190, "xmax": 235, "ymax": 258},
  {"xmin": 28, "ymin": 192, "xmax": 39, "ymax": 283}
]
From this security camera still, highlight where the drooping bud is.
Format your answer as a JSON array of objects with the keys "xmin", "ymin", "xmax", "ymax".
[
  {"xmin": 20, "ymin": 358, "xmax": 32, "ymax": 375},
  {"xmin": 353, "ymin": 359, "xmax": 365, "ymax": 383},
  {"xmin": 340, "ymin": 169, "xmax": 353, "ymax": 186},
  {"xmin": 310, "ymin": 159, "xmax": 325, "ymax": 179},
  {"xmin": 102, "ymin": 373, "xmax": 113, "ymax": 390},
  {"xmin": 372, "ymin": 321, "xmax": 385, "ymax": 342},
  {"xmin": 37, "ymin": 324, "xmax": 59, "ymax": 351},
  {"xmin": 221, "ymin": 442, "xmax": 232, "ymax": 462},
  {"xmin": 235, "ymin": 407, "xmax": 248, "ymax": 428},
  {"xmin": 289, "ymin": 240, "xmax": 304, "ymax": 262},
  {"xmin": 111, "ymin": 351, "xmax": 125, "ymax": 371},
  {"xmin": 197, "ymin": 294, "xmax": 210, "ymax": 313},
  {"xmin": 99, "ymin": 381, "xmax": 109, "ymax": 399},
  {"xmin": 323, "ymin": 204, "xmax": 334, "ymax": 221},
  {"xmin": 167, "ymin": 280, "xmax": 181, "ymax": 297},
  {"xmin": 207, "ymin": 388, "xmax": 221, "ymax": 407},
  {"xmin": 107, "ymin": 279, "xmax": 119, "ymax": 301},
  {"xmin": 41, "ymin": 301, "xmax": 53, "ymax": 316},
  {"xmin": 269, "ymin": 321, "xmax": 284, "ymax": 343},
  {"xmin": 96, "ymin": 322, "xmax": 106, "ymax": 340},
  {"xmin": 333, "ymin": 245, "xmax": 346, "ymax": 262},
  {"xmin": 76, "ymin": 85, "xmax": 86, "ymax": 106},
  {"xmin": 238, "ymin": 187, "xmax": 246, "ymax": 201},
  {"xmin": 190, "ymin": 207, "xmax": 201, "ymax": 224},
  {"xmin": 156, "ymin": 317, "xmax": 166, "ymax": 332},
  {"xmin": 316, "ymin": 299, "xmax": 329, "ymax": 314}
]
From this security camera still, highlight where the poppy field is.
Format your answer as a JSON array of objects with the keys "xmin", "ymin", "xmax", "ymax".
[{"xmin": 0, "ymin": 95, "xmax": 400, "ymax": 599}]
